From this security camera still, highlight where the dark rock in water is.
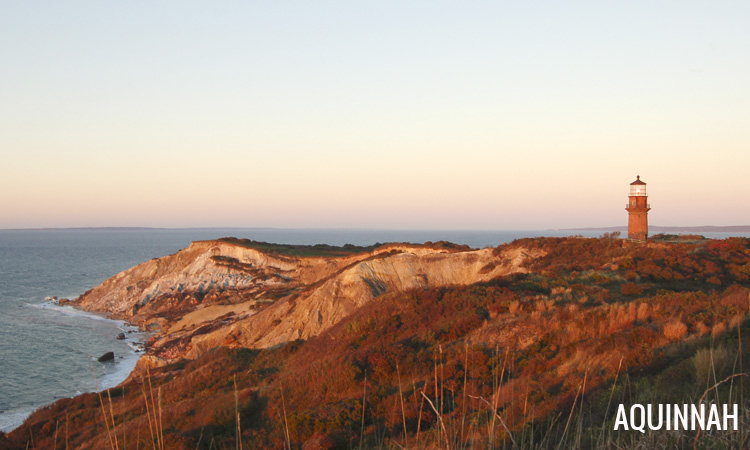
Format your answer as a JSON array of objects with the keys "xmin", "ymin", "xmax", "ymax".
[
  {"xmin": 116, "ymin": 332, "xmax": 126, "ymax": 340},
  {"xmin": 98, "ymin": 351, "xmax": 115, "ymax": 362},
  {"xmin": 58, "ymin": 298, "xmax": 71, "ymax": 306}
]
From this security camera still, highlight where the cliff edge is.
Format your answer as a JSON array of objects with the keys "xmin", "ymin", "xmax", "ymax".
[{"xmin": 74, "ymin": 239, "xmax": 542, "ymax": 361}]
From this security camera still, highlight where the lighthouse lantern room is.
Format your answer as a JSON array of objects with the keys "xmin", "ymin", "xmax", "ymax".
[{"xmin": 626, "ymin": 175, "xmax": 650, "ymax": 241}]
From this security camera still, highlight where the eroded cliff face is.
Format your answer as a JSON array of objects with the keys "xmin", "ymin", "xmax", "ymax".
[
  {"xmin": 74, "ymin": 240, "xmax": 354, "ymax": 323},
  {"xmin": 74, "ymin": 240, "xmax": 542, "ymax": 362}
]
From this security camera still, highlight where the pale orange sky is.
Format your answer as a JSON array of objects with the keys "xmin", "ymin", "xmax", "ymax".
[{"xmin": 2, "ymin": 2, "xmax": 749, "ymax": 229}]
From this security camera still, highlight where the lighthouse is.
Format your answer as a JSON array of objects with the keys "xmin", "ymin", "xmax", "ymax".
[{"xmin": 626, "ymin": 175, "xmax": 650, "ymax": 241}]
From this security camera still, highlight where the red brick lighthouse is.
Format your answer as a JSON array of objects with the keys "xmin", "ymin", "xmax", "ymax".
[{"xmin": 626, "ymin": 175, "xmax": 650, "ymax": 241}]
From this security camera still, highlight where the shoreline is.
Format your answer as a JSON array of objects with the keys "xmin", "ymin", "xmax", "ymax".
[{"xmin": 0, "ymin": 301, "xmax": 150, "ymax": 433}]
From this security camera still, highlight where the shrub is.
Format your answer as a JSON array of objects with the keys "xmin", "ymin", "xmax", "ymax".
[
  {"xmin": 663, "ymin": 320, "xmax": 688, "ymax": 341},
  {"xmin": 636, "ymin": 302, "xmax": 649, "ymax": 321}
]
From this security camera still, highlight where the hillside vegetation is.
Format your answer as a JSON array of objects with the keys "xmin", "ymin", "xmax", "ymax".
[{"xmin": 4, "ymin": 236, "xmax": 750, "ymax": 449}]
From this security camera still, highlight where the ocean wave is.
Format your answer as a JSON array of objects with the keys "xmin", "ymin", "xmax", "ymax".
[
  {"xmin": 0, "ymin": 407, "xmax": 37, "ymax": 433},
  {"xmin": 28, "ymin": 301, "xmax": 131, "ymax": 327},
  {"xmin": 0, "ymin": 302, "xmax": 148, "ymax": 433}
]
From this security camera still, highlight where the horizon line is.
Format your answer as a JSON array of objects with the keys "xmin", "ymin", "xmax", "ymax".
[{"xmin": 3, "ymin": 225, "xmax": 750, "ymax": 232}]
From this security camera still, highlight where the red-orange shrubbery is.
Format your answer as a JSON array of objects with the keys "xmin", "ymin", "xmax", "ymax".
[{"xmin": 663, "ymin": 320, "xmax": 688, "ymax": 341}]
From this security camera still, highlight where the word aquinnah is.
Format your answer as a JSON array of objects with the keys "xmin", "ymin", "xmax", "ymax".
[{"xmin": 614, "ymin": 404, "xmax": 739, "ymax": 433}]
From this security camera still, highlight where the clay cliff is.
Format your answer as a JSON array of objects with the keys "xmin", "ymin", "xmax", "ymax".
[{"xmin": 74, "ymin": 239, "xmax": 542, "ymax": 361}]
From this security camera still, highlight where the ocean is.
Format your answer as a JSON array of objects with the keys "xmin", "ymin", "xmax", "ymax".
[{"xmin": 1, "ymin": 227, "xmax": 746, "ymax": 432}]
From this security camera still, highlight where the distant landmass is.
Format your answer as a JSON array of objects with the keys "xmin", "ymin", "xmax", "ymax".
[
  {"xmin": 1, "ymin": 226, "xmax": 277, "ymax": 231},
  {"xmin": 562, "ymin": 225, "xmax": 750, "ymax": 233}
]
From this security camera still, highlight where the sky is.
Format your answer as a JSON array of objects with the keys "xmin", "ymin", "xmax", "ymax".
[{"xmin": 1, "ymin": 1, "xmax": 749, "ymax": 230}]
